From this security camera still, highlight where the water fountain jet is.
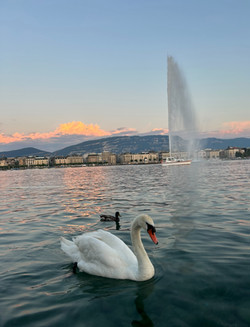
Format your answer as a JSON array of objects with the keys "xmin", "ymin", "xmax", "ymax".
[{"xmin": 162, "ymin": 56, "xmax": 199, "ymax": 165}]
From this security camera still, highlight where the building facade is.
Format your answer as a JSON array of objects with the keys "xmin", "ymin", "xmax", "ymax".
[
  {"xmin": 54, "ymin": 156, "xmax": 84, "ymax": 165},
  {"xmin": 87, "ymin": 153, "xmax": 102, "ymax": 164},
  {"xmin": 119, "ymin": 152, "xmax": 159, "ymax": 164},
  {"xmin": 25, "ymin": 157, "xmax": 49, "ymax": 167},
  {"xmin": 101, "ymin": 152, "xmax": 117, "ymax": 165},
  {"xmin": 219, "ymin": 147, "xmax": 244, "ymax": 159}
]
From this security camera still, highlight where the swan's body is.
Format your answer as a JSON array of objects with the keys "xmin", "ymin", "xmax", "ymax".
[
  {"xmin": 61, "ymin": 214, "xmax": 158, "ymax": 281},
  {"xmin": 100, "ymin": 211, "xmax": 121, "ymax": 222}
]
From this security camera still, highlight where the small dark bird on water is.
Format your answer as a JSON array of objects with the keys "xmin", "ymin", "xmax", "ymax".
[{"xmin": 100, "ymin": 211, "xmax": 121, "ymax": 222}]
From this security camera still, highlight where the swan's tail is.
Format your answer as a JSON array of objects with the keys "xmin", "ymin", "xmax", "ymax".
[{"xmin": 60, "ymin": 237, "xmax": 80, "ymax": 263}]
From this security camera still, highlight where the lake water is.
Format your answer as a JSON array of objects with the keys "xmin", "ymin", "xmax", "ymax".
[{"xmin": 0, "ymin": 161, "xmax": 250, "ymax": 327}]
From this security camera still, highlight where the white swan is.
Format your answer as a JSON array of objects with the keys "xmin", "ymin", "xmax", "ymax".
[{"xmin": 60, "ymin": 214, "xmax": 158, "ymax": 281}]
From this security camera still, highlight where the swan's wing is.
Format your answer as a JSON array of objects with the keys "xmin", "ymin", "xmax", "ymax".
[
  {"xmin": 80, "ymin": 229, "xmax": 125, "ymax": 246},
  {"xmin": 73, "ymin": 231, "xmax": 138, "ymax": 279},
  {"xmin": 74, "ymin": 230, "xmax": 137, "ymax": 265}
]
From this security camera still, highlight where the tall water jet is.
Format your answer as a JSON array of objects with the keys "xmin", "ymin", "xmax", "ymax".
[{"xmin": 167, "ymin": 56, "xmax": 198, "ymax": 159}]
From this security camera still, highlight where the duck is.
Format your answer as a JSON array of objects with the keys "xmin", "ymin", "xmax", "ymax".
[
  {"xmin": 60, "ymin": 214, "xmax": 158, "ymax": 281},
  {"xmin": 100, "ymin": 211, "xmax": 121, "ymax": 222}
]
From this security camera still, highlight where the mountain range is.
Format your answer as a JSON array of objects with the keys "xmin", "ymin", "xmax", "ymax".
[
  {"xmin": 0, "ymin": 147, "xmax": 51, "ymax": 158},
  {"xmin": 1, "ymin": 135, "xmax": 250, "ymax": 158}
]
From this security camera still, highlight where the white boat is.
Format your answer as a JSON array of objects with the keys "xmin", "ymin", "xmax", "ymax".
[{"xmin": 161, "ymin": 157, "xmax": 191, "ymax": 166}]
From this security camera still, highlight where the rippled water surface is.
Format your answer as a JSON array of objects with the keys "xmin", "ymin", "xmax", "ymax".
[{"xmin": 1, "ymin": 161, "xmax": 250, "ymax": 326}]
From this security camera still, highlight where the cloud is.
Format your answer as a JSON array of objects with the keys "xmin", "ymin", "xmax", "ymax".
[
  {"xmin": 139, "ymin": 128, "xmax": 168, "ymax": 136},
  {"xmin": 56, "ymin": 121, "xmax": 110, "ymax": 137},
  {"xmin": 0, "ymin": 121, "xmax": 141, "ymax": 151},
  {"xmin": 199, "ymin": 121, "xmax": 250, "ymax": 139},
  {"xmin": 150, "ymin": 128, "xmax": 169, "ymax": 135},
  {"xmin": 220, "ymin": 121, "xmax": 250, "ymax": 136},
  {"xmin": 2, "ymin": 119, "xmax": 249, "ymax": 152},
  {"xmin": 0, "ymin": 132, "xmax": 27, "ymax": 144},
  {"xmin": 0, "ymin": 121, "xmax": 110, "ymax": 145},
  {"xmin": 109, "ymin": 127, "xmax": 138, "ymax": 136}
]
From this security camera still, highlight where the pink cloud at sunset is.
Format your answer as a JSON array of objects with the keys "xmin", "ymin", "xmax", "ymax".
[
  {"xmin": 220, "ymin": 121, "xmax": 250, "ymax": 136},
  {"xmin": 109, "ymin": 127, "xmax": 137, "ymax": 135},
  {"xmin": 198, "ymin": 121, "xmax": 250, "ymax": 139},
  {"xmin": 55, "ymin": 121, "xmax": 110, "ymax": 137},
  {"xmin": 151, "ymin": 128, "xmax": 169, "ymax": 134},
  {"xmin": 0, "ymin": 121, "xmax": 140, "ymax": 146}
]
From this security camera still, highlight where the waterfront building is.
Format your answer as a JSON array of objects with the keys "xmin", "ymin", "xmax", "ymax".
[
  {"xmin": 0, "ymin": 157, "xmax": 20, "ymax": 168},
  {"xmin": 87, "ymin": 153, "xmax": 102, "ymax": 164},
  {"xmin": 0, "ymin": 158, "xmax": 8, "ymax": 167},
  {"xmin": 220, "ymin": 147, "xmax": 244, "ymax": 159},
  {"xmin": 17, "ymin": 157, "xmax": 26, "ymax": 166},
  {"xmin": 1, "ymin": 145, "xmax": 248, "ymax": 170},
  {"xmin": 159, "ymin": 152, "xmax": 169, "ymax": 161},
  {"xmin": 203, "ymin": 149, "xmax": 221, "ymax": 159},
  {"xmin": 197, "ymin": 150, "xmax": 206, "ymax": 159},
  {"xmin": 25, "ymin": 157, "xmax": 36, "ymax": 167},
  {"xmin": 119, "ymin": 153, "xmax": 133, "ymax": 164},
  {"xmin": 54, "ymin": 156, "xmax": 84, "ymax": 165},
  {"xmin": 25, "ymin": 157, "xmax": 49, "ymax": 167},
  {"xmin": 119, "ymin": 152, "xmax": 159, "ymax": 164},
  {"xmin": 101, "ymin": 152, "xmax": 117, "ymax": 165},
  {"xmin": 67, "ymin": 156, "xmax": 84, "ymax": 165},
  {"xmin": 35, "ymin": 157, "xmax": 49, "ymax": 166},
  {"xmin": 54, "ymin": 157, "xmax": 68, "ymax": 165}
]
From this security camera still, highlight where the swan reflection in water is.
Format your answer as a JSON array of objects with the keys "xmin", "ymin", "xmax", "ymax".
[{"xmin": 131, "ymin": 280, "xmax": 155, "ymax": 327}]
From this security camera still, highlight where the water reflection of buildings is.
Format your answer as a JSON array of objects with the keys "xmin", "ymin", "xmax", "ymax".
[
  {"xmin": 62, "ymin": 167, "xmax": 106, "ymax": 218},
  {"xmin": 61, "ymin": 167, "xmax": 122, "ymax": 234}
]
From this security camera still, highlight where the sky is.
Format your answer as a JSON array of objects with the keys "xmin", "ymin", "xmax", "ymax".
[{"xmin": 0, "ymin": 0, "xmax": 250, "ymax": 151}]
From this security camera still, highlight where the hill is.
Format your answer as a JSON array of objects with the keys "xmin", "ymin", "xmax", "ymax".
[
  {"xmin": 1, "ymin": 136, "xmax": 250, "ymax": 158},
  {"xmin": 199, "ymin": 137, "xmax": 250, "ymax": 150},
  {"xmin": 52, "ymin": 135, "xmax": 170, "ymax": 156},
  {"xmin": 53, "ymin": 135, "xmax": 250, "ymax": 156},
  {"xmin": 53, "ymin": 135, "xmax": 250, "ymax": 155},
  {"xmin": 0, "ymin": 147, "xmax": 51, "ymax": 158}
]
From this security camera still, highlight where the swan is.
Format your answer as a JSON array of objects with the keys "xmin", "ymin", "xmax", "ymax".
[
  {"xmin": 60, "ymin": 214, "xmax": 158, "ymax": 281},
  {"xmin": 100, "ymin": 211, "xmax": 121, "ymax": 222}
]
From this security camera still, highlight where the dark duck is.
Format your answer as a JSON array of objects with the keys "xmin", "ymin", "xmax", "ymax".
[{"xmin": 100, "ymin": 211, "xmax": 121, "ymax": 222}]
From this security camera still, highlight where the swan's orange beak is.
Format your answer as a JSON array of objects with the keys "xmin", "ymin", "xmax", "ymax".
[{"xmin": 148, "ymin": 230, "xmax": 158, "ymax": 245}]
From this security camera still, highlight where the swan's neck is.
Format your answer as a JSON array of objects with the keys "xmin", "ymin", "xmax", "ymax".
[{"xmin": 131, "ymin": 224, "xmax": 154, "ymax": 281}]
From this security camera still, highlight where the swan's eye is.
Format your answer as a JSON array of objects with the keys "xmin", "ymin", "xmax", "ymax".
[{"xmin": 146, "ymin": 223, "xmax": 156, "ymax": 234}]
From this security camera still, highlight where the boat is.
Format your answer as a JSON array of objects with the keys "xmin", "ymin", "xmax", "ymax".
[
  {"xmin": 161, "ymin": 157, "xmax": 191, "ymax": 166},
  {"xmin": 162, "ymin": 56, "xmax": 192, "ymax": 166}
]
